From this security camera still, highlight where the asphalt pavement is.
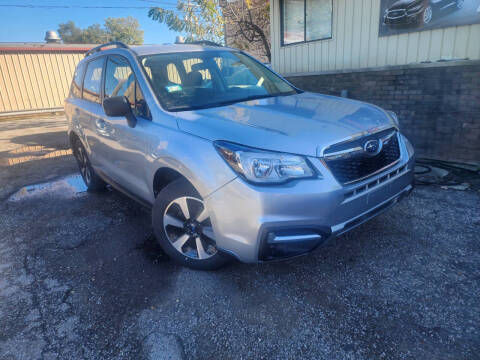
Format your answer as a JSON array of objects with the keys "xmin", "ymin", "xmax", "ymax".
[{"xmin": 0, "ymin": 115, "xmax": 479, "ymax": 359}]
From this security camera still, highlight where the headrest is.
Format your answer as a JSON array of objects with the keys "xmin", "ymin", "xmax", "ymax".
[
  {"xmin": 185, "ymin": 71, "xmax": 203, "ymax": 87},
  {"xmin": 191, "ymin": 62, "xmax": 207, "ymax": 72}
]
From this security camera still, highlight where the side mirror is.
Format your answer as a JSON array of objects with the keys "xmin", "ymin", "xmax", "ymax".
[{"xmin": 103, "ymin": 96, "xmax": 137, "ymax": 128}]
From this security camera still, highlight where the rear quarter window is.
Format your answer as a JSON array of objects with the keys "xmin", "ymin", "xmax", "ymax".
[{"xmin": 70, "ymin": 63, "xmax": 86, "ymax": 98}]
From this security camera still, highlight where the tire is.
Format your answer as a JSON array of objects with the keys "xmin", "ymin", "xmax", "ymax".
[
  {"xmin": 72, "ymin": 137, "xmax": 107, "ymax": 192},
  {"xmin": 152, "ymin": 178, "xmax": 229, "ymax": 270},
  {"xmin": 422, "ymin": 5, "xmax": 433, "ymax": 25}
]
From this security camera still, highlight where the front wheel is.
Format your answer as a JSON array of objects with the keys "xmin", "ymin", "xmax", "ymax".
[
  {"xmin": 152, "ymin": 178, "xmax": 229, "ymax": 270},
  {"xmin": 422, "ymin": 5, "xmax": 433, "ymax": 25}
]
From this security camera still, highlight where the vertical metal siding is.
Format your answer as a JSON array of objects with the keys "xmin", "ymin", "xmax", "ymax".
[
  {"xmin": 271, "ymin": 0, "xmax": 480, "ymax": 74},
  {"xmin": 0, "ymin": 51, "xmax": 83, "ymax": 113}
]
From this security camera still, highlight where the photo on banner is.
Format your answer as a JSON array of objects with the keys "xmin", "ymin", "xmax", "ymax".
[{"xmin": 379, "ymin": 0, "xmax": 480, "ymax": 36}]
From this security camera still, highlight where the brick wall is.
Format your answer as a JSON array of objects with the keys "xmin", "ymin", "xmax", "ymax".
[{"xmin": 286, "ymin": 61, "xmax": 480, "ymax": 162}]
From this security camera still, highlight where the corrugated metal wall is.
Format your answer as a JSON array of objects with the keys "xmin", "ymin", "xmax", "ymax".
[
  {"xmin": 0, "ymin": 51, "xmax": 84, "ymax": 114},
  {"xmin": 271, "ymin": 0, "xmax": 480, "ymax": 75}
]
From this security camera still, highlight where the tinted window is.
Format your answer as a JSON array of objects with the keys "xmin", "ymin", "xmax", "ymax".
[
  {"xmin": 104, "ymin": 55, "xmax": 150, "ymax": 119},
  {"xmin": 70, "ymin": 62, "xmax": 85, "ymax": 98},
  {"xmin": 82, "ymin": 57, "xmax": 104, "ymax": 104}
]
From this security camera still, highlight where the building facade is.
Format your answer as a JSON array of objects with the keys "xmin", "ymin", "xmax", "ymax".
[
  {"xmin": 0, "ymin": 43, "xmax": 92, "ymax": 116},
  {"xmin": 270, "ymin": 0, "xmax": 480, "ymax": 161}
]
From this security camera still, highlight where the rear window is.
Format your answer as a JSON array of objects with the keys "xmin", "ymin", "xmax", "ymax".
[
  {"xmin": 82, "ymin": 58, "xmax": 104, "ymax": 104},
  {"xmin": 70, "ymin": 62, "xmax": 85, "ymax": 98}
]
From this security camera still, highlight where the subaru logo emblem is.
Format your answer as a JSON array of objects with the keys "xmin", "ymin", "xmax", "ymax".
[{"xmin": 364, "ymin": 139, "xmax": 381, "ymax": 155}]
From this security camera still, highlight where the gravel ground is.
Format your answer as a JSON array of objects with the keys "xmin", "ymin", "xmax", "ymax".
[{"xmin": 0, "ymin": 115, "xmax": 479, "ymax": 360}]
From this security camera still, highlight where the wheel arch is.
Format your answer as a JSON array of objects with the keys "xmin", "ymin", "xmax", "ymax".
[{"xmin": 152, "ymin": 167, "xmax": 190, "ymax": 198}]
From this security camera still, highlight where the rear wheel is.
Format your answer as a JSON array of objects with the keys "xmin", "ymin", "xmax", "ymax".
[
  {"xmin": 73, "ymin": 138, "xmax": 106, "ymax": 192},
  {"xmin": 152, "ymin": 178, "xmax": 229, "ymax": 270}
]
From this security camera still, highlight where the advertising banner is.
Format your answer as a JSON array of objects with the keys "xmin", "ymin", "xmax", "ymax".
[{"xmin": 379, "ymin": 0, "xmax": 480, "ymax": 36}]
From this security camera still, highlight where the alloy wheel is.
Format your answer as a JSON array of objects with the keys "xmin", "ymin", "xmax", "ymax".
[
  {"xmin": 423, "ymin": 6, "xmax": 432, "ymax": 24},
  {"xmin": 163, "ymin": 196, "xmax": 217, "ymax": 260}
]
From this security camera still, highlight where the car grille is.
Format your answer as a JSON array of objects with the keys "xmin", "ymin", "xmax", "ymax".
[
  {"xmin": 324, "ymin": 131, "xmax": 401, "ymax": 185},
  {"xmin": 387, "ymin": 9, "xmax": 406, "ymax": 18}
]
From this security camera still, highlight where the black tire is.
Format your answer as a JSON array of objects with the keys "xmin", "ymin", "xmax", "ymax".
[
  {"xmin": 72, "ymin": 137, "xmax": 107, "ymax": 192},
  {"xmin": 152, "ymin": 178, "xmax": 229, "ymax": 270}
]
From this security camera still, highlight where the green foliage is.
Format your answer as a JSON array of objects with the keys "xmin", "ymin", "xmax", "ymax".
[
  {"xmin": 58, "ymin": 21, "xmax": 84, "ymax": 43},
  {"xmin": 104, "ymin": 17, "xmax": 144, "ymax": 45},
  {"xmin": 58, "ymin": 17, "xmax": 144, "ymax": 44},
  {"xmin": 148, "ymin": 0, "xmax": 224, "ymax": 43}
]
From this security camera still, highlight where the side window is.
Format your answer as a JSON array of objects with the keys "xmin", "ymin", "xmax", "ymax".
[
  {"xmin": 70, "ymin": 62, "xmax": 85, "ymax": 98},
  {"xmin": 82, "ymin": 58, "xmax": 104, "ymax": 104},
  {"xmin": 134, "ymin": 82, "xmax": 150, "ymax": 119},
  {"xmin": 104, "ymin": 55, "xmax": 151, "ymax": 119},
  {"xmin": 105, "ymin": 56, "xmax": 134, "ymax": 101}
]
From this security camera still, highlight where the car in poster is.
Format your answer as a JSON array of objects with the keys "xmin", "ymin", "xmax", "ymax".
[{"xmin": 383, "ymin": 0, "xmax": 465, "ymax": 27}]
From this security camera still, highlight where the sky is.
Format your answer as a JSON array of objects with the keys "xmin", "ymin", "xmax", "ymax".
[{"xmin": 0, "ymin": 0, "xmax": 181, "ymax": 44}]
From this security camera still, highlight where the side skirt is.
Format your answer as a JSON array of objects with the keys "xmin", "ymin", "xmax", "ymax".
[{"xmin": 95, "ymin": 168, "xmax": 153, "ymax": 210}]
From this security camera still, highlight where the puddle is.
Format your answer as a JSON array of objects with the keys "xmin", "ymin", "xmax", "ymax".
[{"xmin": 8, "ymin": 174, "xmax": 88, "ymax": 202}]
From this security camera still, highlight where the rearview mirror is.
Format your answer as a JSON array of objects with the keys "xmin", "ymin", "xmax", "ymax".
[{"xmin": 103, "ymin": 96, "xmax": 137, "ymax": 128}]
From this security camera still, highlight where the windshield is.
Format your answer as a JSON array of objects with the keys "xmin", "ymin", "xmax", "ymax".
[{"xmin": 140, "ymin": 50, "xmax": 298, "ymax": 111}]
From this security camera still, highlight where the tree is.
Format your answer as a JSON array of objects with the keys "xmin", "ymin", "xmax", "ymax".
[
  {"xmin": 147, "ymin": 0, "xmax": 270, "ymax": 62},
  {"xmin": 148, "ymin": 0, "xmax": 224, "ymax": 43},
  {"xmin": 82, "ymin": 24, "xmax": 107, "ymax": 44},
  {"xmin": 104, "ymin": 17, "xmax": 144, "ymax": 45},
  {"xmin": 58, "ymin": 17, "xmax": 144, "ymax": 44},
  {"xmin": 222, "ymin": 0, "xmax": 271, "ymax": 62},
  {"xmin": 58, "ymin": 21, "xmax": 84, "ymax": 43}
]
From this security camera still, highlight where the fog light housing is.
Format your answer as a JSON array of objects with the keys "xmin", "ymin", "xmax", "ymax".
[{"xmin": 259, "ymin": 229, "xmax": 327, "ymax": 261}]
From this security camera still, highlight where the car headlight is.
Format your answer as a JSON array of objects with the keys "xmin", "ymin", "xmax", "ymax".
[
  {"xmin": 387, "ymin": 110, "xmax": 400, "ymax": 129},
  {"xmin": 214, "ymin": 141, "xmax": 317, "ymax": 184}
]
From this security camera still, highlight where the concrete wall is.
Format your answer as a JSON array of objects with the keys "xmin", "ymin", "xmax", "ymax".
[
  {"xmin": 286, "ymin": 60, "xmax": 480, "ymax": 162},
  {"xmin": 270, "ymin": 0, "xmax": 480, "ymax": 75}
]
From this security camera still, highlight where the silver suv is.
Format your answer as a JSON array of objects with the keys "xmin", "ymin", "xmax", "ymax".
[{"xmin": 66, "ymin": 42, "xmax": 415, "ymax": 270}]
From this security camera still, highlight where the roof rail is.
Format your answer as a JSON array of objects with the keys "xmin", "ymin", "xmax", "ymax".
[
  {"xmin": 85, "ymin": 41, "xmax": 129, "ymax": 57},
  {"xmin": 186, "ymin": 40, "xmax": 223, "ymax": 47}
]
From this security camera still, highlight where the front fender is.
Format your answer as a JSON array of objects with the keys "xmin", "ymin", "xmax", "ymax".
[{"xmin": 146, "ymin": 131, "xmax": 237, "ymax": 201}]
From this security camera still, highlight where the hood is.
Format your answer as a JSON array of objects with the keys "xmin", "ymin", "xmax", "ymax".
[{"xmin": 175, "ymin": 92, "xmax": 396, "ymax": 157}]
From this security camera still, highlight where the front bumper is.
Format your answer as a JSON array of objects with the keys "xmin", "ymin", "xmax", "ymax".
[
  {"xmin": 205, "ymin": 135, "xmax": 415, "ymax": 263},
  {"xmin": 384, "ymin": 8, "xmax": 423, "ymax": 25}
]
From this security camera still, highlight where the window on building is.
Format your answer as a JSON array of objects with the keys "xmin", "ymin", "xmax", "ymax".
[
  {"xmin": 281, "ymin": 0, "xmax": 332, "ymax": 45},
  {"xmin": 82, "ymin": 57, "xmax": 104, "ymax": 104},
  {"xmin": 104, "ymin": 55, "xmax": 150, "ymax": 119},
  {"xmin": 70, "ymin": 62, "xmax": 85, "ymax": 98}
]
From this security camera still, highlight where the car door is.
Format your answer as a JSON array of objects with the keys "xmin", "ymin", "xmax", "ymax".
[
  {"xmin": 79, "ymin": 56, "xmax": 109, "ymax": 170},
  {"xmin": 101, "ymin": 54, "xmax": 153, "ymax": 201}
]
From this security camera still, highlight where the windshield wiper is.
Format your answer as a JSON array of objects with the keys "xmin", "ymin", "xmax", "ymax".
[{"xmin": 167, "ymin": 92, "xmax": 296, "ymax": 112}]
